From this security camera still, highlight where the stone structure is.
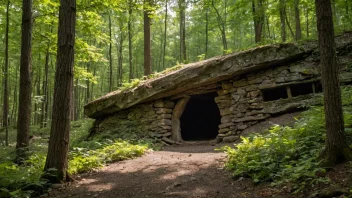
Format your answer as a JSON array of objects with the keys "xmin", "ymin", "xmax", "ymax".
[{"xmin": 85, "ymin": 32, "xmax": 352, "ymax": 144}]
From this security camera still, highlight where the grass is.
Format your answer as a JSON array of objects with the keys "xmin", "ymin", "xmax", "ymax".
[{"xmin": 0, "ymin": 118, "xmax": 153, "ymax": 197}]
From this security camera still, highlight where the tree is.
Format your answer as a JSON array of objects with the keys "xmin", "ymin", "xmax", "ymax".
[
  {"xmin": 144, "ymin": 0, "xmax": 152, "ymax": 76},
  {"xmin": 179, "ymin": 0, "xmax": 187, "ymax": 62},
  {"xmin": 279, "ymin": 0, "xmax": 286, "ymax": 42},
  {"xmin": 315, "ymin": 0, "xmax": 352, "ymax": 165},
  {"xmin": 16, "ymin": 0, "xmax": 33, "ymax": 161},
  {"xmin": 294, "ymin": 0, "xmax": 302, "ymax": 40},
  {"xmin": 252, "ymin": 0, "xmax": 264, "ymax": 43},
  {"xmin": 2, "ymin": 0, "xmax": 10, "ymax": 146},
  {"xmin": 44, "ymin": 0, "xmax": 76, "ymax": 182}
]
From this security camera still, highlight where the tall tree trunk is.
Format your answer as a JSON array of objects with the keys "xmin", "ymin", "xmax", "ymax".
[
  {"xmin": 11, "ymin": 63, "xmax": 18, "ymax": 125},
  {"xmin": 205, "ymin": 7, "xmax": 209, "ymax": 59},
  {"xmin": 40, "ymin": 44, "xmax": 50, "ymax": 128},
  {"xmin": 252, "ymin": 0, "xmax": 264, "ymax": 43},
  {"xmin": 44, "ymin": 0, "xmax": 76, "ymax": 183},
  {"xmin": 116, "ymin": 21, "xmax": 124, "ymax": 87},
  {"xmin": 305, "ymin": 7, "xmax": 309, "ymax": 38},
  {"xmin": 294, "ymin": 0, "xmax": 302, "ymax": 40},
  {"xmin": 285, "ymin": 12, "xmax": 295, "ymax": 39},
  {"xmin": 16, "ymin": 0, "xmax": 33, "ymax": 160},
  {"xmin": 86, "ymin": 63, "xmax": 90, "ymax": 104},
  {"xmin": 279, "ymin": 0, "xmax": 286, "ymax": 42},
  {"xmin": 128, "ymin": 2, "xmax": 133, "ymax": 81},
  {"xmin": 108, "ymin": 14, "xmax": 113, "ymax": 92},
  {"xmin": 211, "ymin": 0, "xmax": 227, "ymax": 54},
  {"xmin": 179, "ymin": 0, "xmax": 187, "ymax": 63},
  {"xmin": 143, "ymin": 0, "xmax": 152, "ymax": 76},
  {"xmin": 3, "ymin": 0, "xmax": 10, "ymax": 146},
  {"xmin": 162, "ymin": 0, "xmax": 168, "ymax": 69},
  {"xmin": 315, "ymin": 0, "xmax": 352, "ymax": 165}
]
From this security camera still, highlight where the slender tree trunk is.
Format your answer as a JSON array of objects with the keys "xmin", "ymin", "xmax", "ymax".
[
  {"xmin": 3, "ymin": 0, "xmax": 10, "ymax": 146},
  {"xmin": 116, "ymin": 21, "xmax": 124, "ymax": 87},
  {"xmin": 86, "ymin": 63, "xmax": 90, "ymax": 103},
  {"xmin": 40, "ymin": 42, "xmax": 50, "ymax": 128},
  {"xmin": 16, "ymin": 0, "xmax": 33, "ymax": 160},
  {"xmin": 162, "ymin": 0, "xmax": 168, "ymax": 69},
  {"xmin": 11, "ymin": 63, "xmax": 18, "ymax": 125},
  {"xmin": 315, "ymin": 0, "xmax": 352, "ymax": 165},
  {"xmin": 205, "ymin": 7, "xmax": 209, "ymax": 59},
  {"xmin": 128, "ymin": 2, "xmax": 133, "ymax": 81},
  {"xmin": 305, "ymin": 7, "xmax": 309, "ymax": 38},
  {"xmin": 211, "ymin": 0, "xmax": 227, "ymax": 53},
  {"xmin": 179, "ymin": 0, "xmax": 187, "ymax": 62},
  {"xmin": 285, "ymin": 12, "xmax": 295, "ymax": 39},
  {"xmin": 108, "ymin": 14, "xmax": 113, "ymax": 91},
  {"xmin": 252, "ymin": 0, "xmax": 264, "ymax": 43},
  {"xmin": 144, "ymin": 0, "xmax": 152, "ymax": 76},
  {"xmin": 44, "ymin": 0, "xmax": 76, "ymax": 183},
  {"xmin": 294, "ymin": 0, "xmax": 302, "ymax": 40},
  {"xmin": 279, "ymin": 0, "xmax": 287, "ymax": 42}
]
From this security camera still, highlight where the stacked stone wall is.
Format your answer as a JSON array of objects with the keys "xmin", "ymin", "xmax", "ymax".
[
  {"xmin": 214, "ymin": 61, "xmax": 319, "ymax": 142},
  {"xmin": 92, "ymin": 100, "xmax": 175, "ymax": 141}
]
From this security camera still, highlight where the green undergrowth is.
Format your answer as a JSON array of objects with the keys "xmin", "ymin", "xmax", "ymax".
[
  {"xmin": 0, "ymin": 119, "xmax": 152, "ymax": 197},
  {"xmin": 221, "ymin": 86, "xmax": 352, "ymax": 193}
]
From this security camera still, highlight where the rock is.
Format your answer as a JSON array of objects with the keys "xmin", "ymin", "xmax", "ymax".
[
  {"xmin": 157, "ymin": 114, "xmax": 172, "ymax": 119},
  {"xmin": 217, "ymin": 90, "xmax": 228, "ymax": 96},
  {"xmin": 219, "ymin": 128, "xmax": 230, "ymax": 134},
  {"xmin": 219, "ymin": 123, "xmax": 234, "ymax": 129},
  {"xmin": 238, "ymin": 125, "xmax": 248, "ymax": 130},
  {"xmin": 162, "ymin": 132, "xmax": 172, "ymax": 137},
  {"xmin": 223, "ymin": 135, "xmax": 239, "ymax": 143},
  {"xmin": 209, "ymin": 137, "xmax": 222, "ymax": 145},
  {"xmin": 233, "ymin": 115, "xmax": 270, "ymax": 123},
  {"xmin": 51, "ymin": 183, "xmax": 64, "ymax": 189},
  {"xmin": 156, "ymin": 108, "xmax": 173, "ymax": 114},
  {"xmin": 233, "ymin": 80, "xmax": 247, "ymax": 87},
  {"xmin": 222, "ymin": 82, "xmax": 233, "ymax": 90},
  {"xmin": 84, "ymin": 34, "xmax": 352, "ymax": 118},
  {"xmin": 221, "ymin": 116, "xmax": 232, "ymax": 124},
  {"xmin": 219, "ymin": 109, "xmax": 231, "ymax": 116},
  {"xmin": 162, "ymin": 137, "xmax": 175, "ymax": 144}
]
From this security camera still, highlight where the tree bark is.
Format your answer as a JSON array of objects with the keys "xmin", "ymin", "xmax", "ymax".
[
  {"xmin": 44, "ymin": 0, "xmax": 76, "ymax": 183},
  {"xmin": 294, "ymin": 0, "xmax": 302, "ymax": 40},
  {"xmin": 143, "ymin": 0, "xmax": 152, "ymax": 76},
  {"xmin": 279, "ymin": 0, "xmax": 286, "ymax": 42},
  {"xmin": 109, "ymin": 14, "xmax": 113, "ymax": 91},
  {"xmin": 16, "ymin": 0, "xmax": 33, "ymax": 160},
  {"xmin": 211, "ymin": 0, "xmax": 227, "ymax": 54},
  {"xmin": 128, "ymin": 1, "xmax": 134, "ymax": 81},
  {"xmin": 252, "ymin": 0, "xmax": 264, "ymax": 43},
  {"xmin": 315, "ymin": 0, "xmax": 352, "ymax": 165},
  {"xmin": 40, "ymin": 41, "xmax": 50, "ymax": 128},
  {"xmin": 3, "ymin": 0, "xmax": 10, "ymax": 146},
  {"xmin": 162, "ymin": 0, "xmax": 168, "ymax": 69},
  {"xmin": 179, "ymin": 0, "xmax": 187, "ymax": 63},
  {"xmin": 205, "ymin": 7, "xmax": 209, "ymax": 59}
]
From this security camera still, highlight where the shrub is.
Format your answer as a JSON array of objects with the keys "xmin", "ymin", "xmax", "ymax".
[{"xmin": 222, "ymin": 86, "xmax": 352, "ymax": 192}]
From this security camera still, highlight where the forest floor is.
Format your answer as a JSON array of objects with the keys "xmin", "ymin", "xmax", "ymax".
[
  {"xmin": 49, "ymin": 142, "xmax": 293, "ymax": 198},
  {"xmin": 48, "ymin": 112, "xmax": 352, "ymax": 198}
]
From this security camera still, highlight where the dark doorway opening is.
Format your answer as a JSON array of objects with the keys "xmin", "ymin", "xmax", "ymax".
[{"xmin": 180, "ymin": 92, "xmax": 221, "ymax": 141}]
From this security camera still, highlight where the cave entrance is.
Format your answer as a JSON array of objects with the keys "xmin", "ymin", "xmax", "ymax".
[{"xmin": 179, "ymin": 92, "xmax": 221, "ymax": 141}]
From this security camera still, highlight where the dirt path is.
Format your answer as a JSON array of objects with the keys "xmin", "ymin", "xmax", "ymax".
[{"xmin": 49, "ymin": 142, "xmax": 276, "ymax": 198}]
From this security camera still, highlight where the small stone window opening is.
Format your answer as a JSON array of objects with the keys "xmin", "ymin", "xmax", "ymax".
[
  {"xmin": 262, "ymin": 87, "xmax": 288, "ymax": 101},
  {"xmin": 262, "ymin": 81, "xmax": 323, "ymax": 102}
]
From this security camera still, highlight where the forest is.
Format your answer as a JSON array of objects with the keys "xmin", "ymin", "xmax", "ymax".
[{"xmin": 0, "ymin": 0, "xmax": 352, "ymax": 197}]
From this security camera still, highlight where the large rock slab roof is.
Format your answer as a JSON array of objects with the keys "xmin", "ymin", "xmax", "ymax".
[{"xmin": 84, "ymin": 32, "xmax": 352, "ymax": 118}]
